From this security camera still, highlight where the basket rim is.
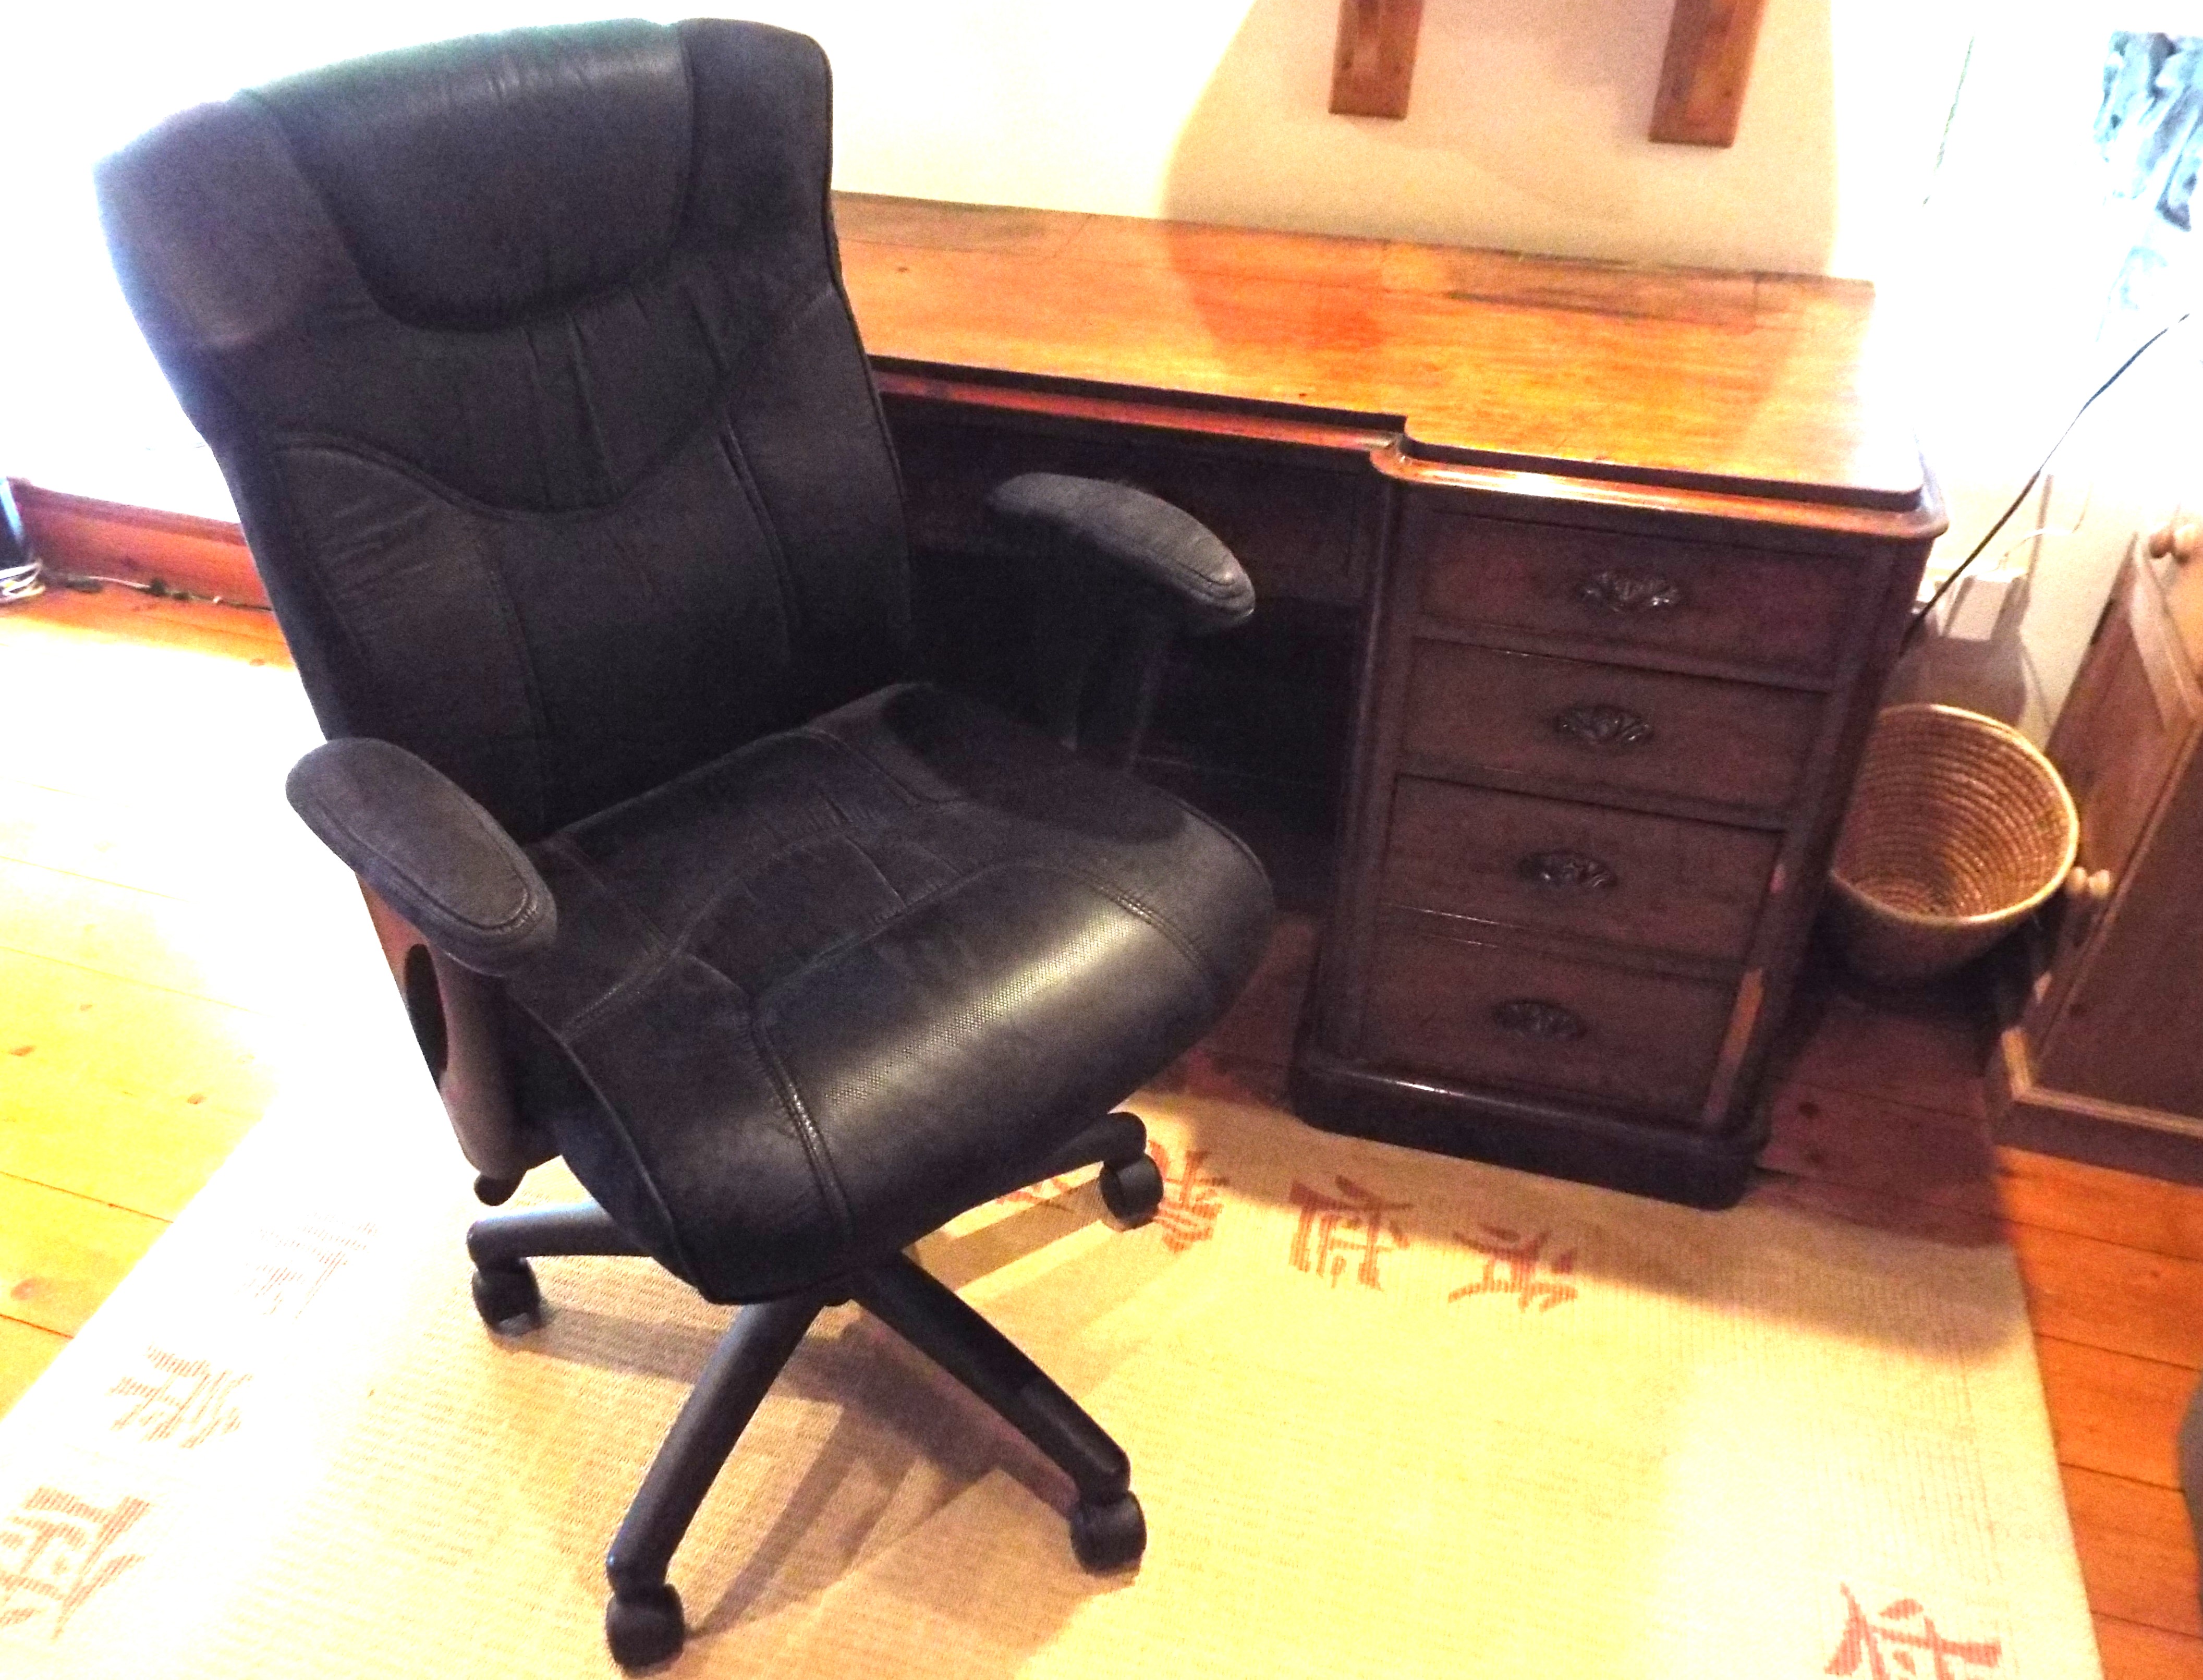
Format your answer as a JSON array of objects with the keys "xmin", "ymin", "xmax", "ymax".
[{"xmin": 1829, "ymin": 703, "xmax": 2080, "ymax": 929}]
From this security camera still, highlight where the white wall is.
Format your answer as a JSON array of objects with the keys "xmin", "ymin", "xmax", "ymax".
[
  {"xmin": 7, "ymin": 2, "xmax": 2195, "ymax": 734},
  {"xmin": 1, "ymin": 1, "xmax": 1965, "ymax": 509},
  {"xmin": 1878, "ymin": 14, "xmax": 2203, "ymax": 734},
  {"xmin": 784, "ymin": 0, "xmax": 1958, "ymax": 279}
]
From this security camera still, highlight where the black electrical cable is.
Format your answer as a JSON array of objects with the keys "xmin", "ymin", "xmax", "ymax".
[
  {"xmin": 52, "ymin": 570, "xmax": 274, "ymax": 611},
  {"xmin": 1907, "ymin": 312, "xmax": 2189, "ymax": 647}
]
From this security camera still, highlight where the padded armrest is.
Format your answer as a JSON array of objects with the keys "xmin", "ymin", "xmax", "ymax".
[
  {"xmin": 287, "ymin": 738, "xmax": 557, "ymax": 976},
  {"xmin": 984, "ymin": 473, "xmax": 1254, "ymax": 634}
]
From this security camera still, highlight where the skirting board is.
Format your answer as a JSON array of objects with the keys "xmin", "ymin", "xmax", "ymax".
[{"xmin": 11, "ymin": 480, "xmax": 264, "ymax": 606}]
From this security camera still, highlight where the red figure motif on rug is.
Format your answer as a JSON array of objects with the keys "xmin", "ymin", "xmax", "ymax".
[
  {"xmin": 1449, "ymin": 1225, "xmax": 1580, "ymax": 1313},
  {"xmin": 107, "ymin": 1346, "xmax": 251, "ymax": 1448},
  {"xmin": 238, "ymin": 1216, "xmax": 375, "ymax": 1320},
  {"xmin": 1287, "ymin": 1175, "xmax": 1411, "ymax": 1290},
  {"xmin": 1147, "ymin": 1142, "xmax": 1227, "ymax": 1253},
  {"xmin": 0, "ymin": 1486, "xmax": 151, "ymax": 1640},
  {"xmin": 1824, "ymin": 1584, "xmax": 2002, "ymax": 1677}
]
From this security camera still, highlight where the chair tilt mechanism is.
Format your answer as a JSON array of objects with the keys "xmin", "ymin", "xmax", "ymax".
[{"xmin": 98, "ymin": 17, "xmax": 1273, "ymax": 1671}]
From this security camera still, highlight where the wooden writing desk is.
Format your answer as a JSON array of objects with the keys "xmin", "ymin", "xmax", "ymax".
[{"xmin": 883, "ymin": 197, "xmax": 1954, "ymax": 1205}]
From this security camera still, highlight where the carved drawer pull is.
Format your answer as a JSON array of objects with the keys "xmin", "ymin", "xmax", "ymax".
[
  {"xmin": 1551, "ymin": 703, "xmax": 1654, "ymax": 750},
  {"xmin": 1576, "ymin": 568, "xmax": 1685, "ymax": 615},
  {"xmin": 1491, "ymin": 998, "xmax": 1588, "ymax": 1041},
  {"xmin": 1518, "ymin": 850, "xmax": 1619, "ymax": 891}
]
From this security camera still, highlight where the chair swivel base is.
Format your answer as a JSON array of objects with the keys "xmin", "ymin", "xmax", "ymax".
[{"xmin": 465, "ymin": 1112, "xmax": 1164, "ymax": 1671}]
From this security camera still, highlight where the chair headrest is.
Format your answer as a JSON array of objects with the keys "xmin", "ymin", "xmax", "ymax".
[{"xmin": 251, "ymin": 19, "xmax": 692, "ymax": 329}]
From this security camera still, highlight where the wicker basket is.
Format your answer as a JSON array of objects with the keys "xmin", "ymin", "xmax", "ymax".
[{"xmin": 1827, "ymin": 703, "xmax": 2078, "ymax": 986}]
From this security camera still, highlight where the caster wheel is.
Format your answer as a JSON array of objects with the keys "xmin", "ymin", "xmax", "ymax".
[
  {"xmin": 1069, "ymin": 1491, "xmax": 1147, "ymax": 1572},
  {"xmin": 473, "ymin": 1172, "xmax": 522, "ymax": 1207},
  {"xmin": 470, "ymin": 1261, "xmax": 543, "ymax": 1334},
  {"xmin": 1099, "ymin": 1154, "xmax": 1163, "ymax": 1226},
  {"xmin": 606, "ymin": 1582, "xmax": 685, "ymax": 1671}
]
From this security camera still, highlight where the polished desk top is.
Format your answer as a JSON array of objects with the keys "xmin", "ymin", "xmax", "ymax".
[{"xmin": 836, "ymin": 193, "xmax": 1928, "ymax": 522}]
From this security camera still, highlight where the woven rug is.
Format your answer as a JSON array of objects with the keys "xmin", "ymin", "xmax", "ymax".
[{"xmin": 0, "ymin": 1024, "xmax": 2099, "ymax": 1678}]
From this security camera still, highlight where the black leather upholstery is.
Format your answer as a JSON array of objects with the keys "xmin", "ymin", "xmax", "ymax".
[
  {"xmin": 98, "ymin": 17, "xmax": 1274, "ymax": 1309},
  {"xmin": 288, "ymin": 738, "xmax": 557, "ymax": 977},
  {"xmin": 101, "ymin": 20, "xmax": 909, "ymax": 843},
  {"xmin": 987, "ymin": 473, "xmax": 1257, "ymax": 632},
  {"xmin": 510, "ymin": 683, "xmax": 1268, "ymax": 1301}
]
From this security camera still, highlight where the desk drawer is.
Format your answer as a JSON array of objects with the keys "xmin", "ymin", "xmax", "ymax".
[
  {"xmin": 1416, "ymin": 512, "xmax": 1857, "ymax": 678},
  {"xmin": 1364, "ymin": 925, "xmax": 1734, "ymax": 1121},
  {"xmin": 1382, "ymin": 778, "xmax": 1779, "ymax": 962},
  {"xmin": 1403, "ymin": 642, "xmax": 1823, "ymax": 815}
]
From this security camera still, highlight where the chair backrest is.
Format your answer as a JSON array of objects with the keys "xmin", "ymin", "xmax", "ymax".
[{"xmin": 99, "ymin": 19, "xmax": 911, "ymax": 841}]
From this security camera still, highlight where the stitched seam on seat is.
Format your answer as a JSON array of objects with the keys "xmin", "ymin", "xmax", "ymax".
[
  {"xmin": 785, "ymin": 715, "xmax": 954, "ymax": 803},
  {"xmin": 661, "ymin": 813, "xmax": 916, "ymax": 955},
  {"xmin": 746, "ymin": 857, "xmax": 1211, "ymax": 1019},
  {"xmin": 543, "ymin": 836, "xmax": 684, "ymax": 1039},
  {"xmin": 642, "ymin": 729, "xmax": 927, "ymax": 954},
  {"xmin": 794, "ymin": 711, "xmax": 1071, "ymax": 810},
  {"xmin": 717, "ymin": 421, "xmax": 804, "ymax": 652},
  {"xmin": 1035, "ymin": 862, "xmax": 1222, "ymax": 1002},
  {"xmin": 452, "ymin": 526, "xmax": 556, "ymax": 835},
  {"xmin": 746, "ymin": 1015, "xmax": 857, "ymax": 1251},
  {"xmin": 728, "ymin": 859, "xmax": 1008, "ymax": 1012},
  {"xmin": 669, "ymin": 32, "xmax": 701, "ymax": 256},
  {"xmin": 1111, "ymin": 772, "xmax": 1268, "ymax": 883},
  {"xmin": 547, "ymin": 1000, "xmax": 710, "ymax": 1290}
]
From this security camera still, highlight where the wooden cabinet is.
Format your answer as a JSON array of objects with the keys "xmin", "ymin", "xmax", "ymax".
[
  {"xmin": 1991, "ymin": 552, "xmax": 2203, "ymax": 1179},
  {"xmin": 1297, "ymin": 496, "xmax": 1926, "ymax": 1206},
  {"xmin": 835, "ymin": 192, "xmax": 1942, "ymax": 1209}
]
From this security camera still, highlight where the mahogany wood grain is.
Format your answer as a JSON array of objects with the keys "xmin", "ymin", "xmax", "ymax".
[
  {"xmin": 1771, "ymin": 965, "xmax": 1993, "ymax": 1121},
  {"xmin": 1762, "ymin": 1082, "xmax": 1999, "ymax": 1213},
  {"xmin": 2009, "ymin": 1220, "xmax": 2203, "ymax": 1371},
  {"xmin": 1401, "ymin": 640, "xmax": 1825, "ymax": 816},
  {"xmin": 1329, "ymin": 0, "xmax": 1424, "ymax": 120},
  {"xmin": 1363, "ymin": 920, "xmax": 1736, "ymax": 1120},
  {"xmin": 2091, "ymin": 1614, "xmax": 2203, "ymax": 1680},
  {"xmin": 2035, "ymin": 1336, "xmax": 2193, "ymax": 1491},
  {"xmin": 12, "ymin": 480, "xmax": 269, "ymax": 608},
  {"xmin": 1378, "ymin": 242, "xmax": 1764, "ymax": 325},
  {"xmin": 1649, "ymin": 0, "xmax": 1770, "ymax": 148},
  {"xmin": 2063, "ymin": 1467, "xmax": 2203, "ymax": 1640},
  {"xmin": 1415, "ymin": 507, "xmax": 1861, "ymax": 681},
  {"xmin": 1993, "ymin": 1144, "xmax": 2203, "ymax": 1267},
  {"xmin": 1381, "ymin": 776, "xmax": 1778, "ymax": 961},
  {"xmin": 834, "ymin": 194, "xmax": 1929, "ymax": 514}
]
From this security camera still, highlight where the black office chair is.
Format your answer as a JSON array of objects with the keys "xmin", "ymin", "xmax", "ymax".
[{"xmin": 98, "ymin": 19, "xmax": 1272, "ymax": 1670}]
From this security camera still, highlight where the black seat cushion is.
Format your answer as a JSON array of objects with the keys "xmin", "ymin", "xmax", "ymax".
[{"xmin": 506, "ymin": 683, "xmax": 1273, "ymax": 1302}]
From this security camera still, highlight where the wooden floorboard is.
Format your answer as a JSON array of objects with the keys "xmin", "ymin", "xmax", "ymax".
[
  {"xmin": 4, "ymin": 588, "xmax": 2203, "ymax": 1675},
  {"xmin": 2065, "ymin": 1467, "xmax": 2203, "ymax": 1639},
  {"xmin": 0, "ymin": 1170, "xmax": 168, "ymax": 1338},
  {"xmin": 2095, "ymin": 1614, "xmax": 2203, "ymax": 1680},
  {"xmin": 0, "ymin": 1316, "xmax": 67, "ymax": 1420}
]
